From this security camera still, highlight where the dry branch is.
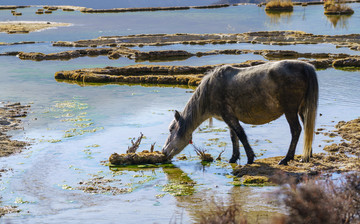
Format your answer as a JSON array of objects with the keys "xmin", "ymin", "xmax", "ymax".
[{"xmin": 127, "ymin": 132, "xmax": 143, "ymax": 153}]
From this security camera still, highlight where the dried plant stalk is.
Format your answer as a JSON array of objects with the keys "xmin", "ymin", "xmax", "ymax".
[
  {"xmin": 193, "ymin": 144, "xmax": 214, "ymax": 162},
  {"xmin": 127, "ymin": 132, "xmax": 143, "ymax": 153}
]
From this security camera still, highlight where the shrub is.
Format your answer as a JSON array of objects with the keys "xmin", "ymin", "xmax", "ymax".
[
  {"xmin": 275, "ymin": 173, "xmax": 360, "ymax": 224},
  {"xmin": 265, "ymin": 0, "xmax": 293, "ymax": 12}
]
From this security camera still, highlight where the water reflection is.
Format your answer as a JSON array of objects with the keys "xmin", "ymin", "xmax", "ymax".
[
  {"xmin": 326, "ymin": 15, "xmax": 352, "ymax": 29},
  {"xmin": 161, "ymin": 165, "xmax": 281, "ymax": 223},
  {"xmin": 265, "ymin": 11, "xmax": 293, "ymax": 25}
]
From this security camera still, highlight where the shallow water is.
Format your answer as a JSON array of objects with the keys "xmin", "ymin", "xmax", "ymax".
[
  {"xmin": 1, "ymin": 3, "xmax": 360, "ymax": 44},
  {"xmin": 1, "ymin": 2, "xmax": 360, "ymax": 224}
]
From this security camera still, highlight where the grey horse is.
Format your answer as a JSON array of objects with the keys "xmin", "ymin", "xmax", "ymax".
[{"xmin": 162, "ymin": 60, "xmax": 318, "ymax": 165}]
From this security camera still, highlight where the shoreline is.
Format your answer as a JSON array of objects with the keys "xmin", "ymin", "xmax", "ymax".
[{"xmin": 0, "ymin": 102, "xmax": 30, "ymax": 217}]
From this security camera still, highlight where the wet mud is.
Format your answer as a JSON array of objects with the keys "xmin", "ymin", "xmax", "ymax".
[
  {"xmin": 233, "ymin": 118, "xmax": 360, "ymax": 183},
  {"xmin": 0, "ymin": 206, "xmax": 20, "ymax": 218},
  {"xmin": 0, "ymin": 102, "xmax": 30, "ymax": 217},
  {"xmin": 0, "ymin": 102, "xmax": 30, "ymax": 158}
]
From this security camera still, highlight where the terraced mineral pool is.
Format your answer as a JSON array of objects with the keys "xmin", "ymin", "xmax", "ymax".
[{"xmin": 1, "ymin": 2, "xmax": 360, "ymax": 223}]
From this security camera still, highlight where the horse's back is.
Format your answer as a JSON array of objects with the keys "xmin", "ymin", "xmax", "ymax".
[{"xmin": 206, "ymin": 60, "xmax": 315, "ymax": 125}]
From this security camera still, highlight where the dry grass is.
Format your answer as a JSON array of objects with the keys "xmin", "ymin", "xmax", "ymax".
[
  {"xmin": 274, "ymin": 172, "xmax": 360, "ymax": 224},
  {"xmin": 197, "ymin": 173, "xmax": 360, "ymax": 224},
  {"xmin": 324, "ymin": 0, "xmax": 354, "ymax": 15},
  {"xmin": 265, "ymin": 0, "xmax": 293, "ymax": 11},
  {"xmin": 192, "ymin": 144, "xmax": 214, "ymax": 162},
  {"xmin": 198, "ymin": 198, "xmax": 248, "ymax": 224}
]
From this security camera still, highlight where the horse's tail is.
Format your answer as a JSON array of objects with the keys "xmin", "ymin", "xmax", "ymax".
[{"xmin": 301, "ymin": 63, "xmax": 319, "ymax": 162}]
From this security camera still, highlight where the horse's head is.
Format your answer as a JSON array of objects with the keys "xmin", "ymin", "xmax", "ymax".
[{"xmin": 162, "ymin": 110, "xmax": 192, "ymax": 159}]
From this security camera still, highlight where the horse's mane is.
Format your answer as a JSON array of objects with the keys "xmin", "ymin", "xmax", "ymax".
[{"xmin": 181, "ymin": 65, "xmax": 230, "ymax": 133}]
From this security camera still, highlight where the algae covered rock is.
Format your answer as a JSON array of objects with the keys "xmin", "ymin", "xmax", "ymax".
[{"xmin": 109, "ymin": 150, "xmax": 168, "ymax": 165}]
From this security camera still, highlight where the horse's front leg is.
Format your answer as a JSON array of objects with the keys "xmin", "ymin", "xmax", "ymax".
[
  {"xmin": 279, "ymin": 112, "xmax": 301, "ymax": 165},
  {"xmin": 229, "ymin": 129, "xmax": 240, "ymax": 163},
  {"xmin": 221, "ymin": 112, "xmax": 255, "ymax": 164}
]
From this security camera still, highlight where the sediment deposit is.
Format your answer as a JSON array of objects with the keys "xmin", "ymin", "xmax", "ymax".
[
  {"xmin": 51, "ymin": 31, "xmax": 360, "ymax": 51},
  {"xmin": 54, "ymin": 61, "xmax": 265, "ymax": 86},
  {"xmin": 233, "ymin": 118, "xmax": 360, "ymax": 181},
  {"xmin": 0, "ymin": 21, "xmax": 71, "ymax": 34}
]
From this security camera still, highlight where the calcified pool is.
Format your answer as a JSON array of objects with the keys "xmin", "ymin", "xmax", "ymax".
[{"xmin": 1, "ymin": 2, "xmax": 360, "ymax": 223}]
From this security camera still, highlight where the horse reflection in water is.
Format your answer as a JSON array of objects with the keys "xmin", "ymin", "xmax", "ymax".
[{"xmin": 162, "ymin": 60, "xmax": 318, "ymax": 165}]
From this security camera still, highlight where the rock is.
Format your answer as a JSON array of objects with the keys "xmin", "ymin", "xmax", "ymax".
[{"xmin": 333, "ymin": 57, "xmax": 360, "ymax": 67}]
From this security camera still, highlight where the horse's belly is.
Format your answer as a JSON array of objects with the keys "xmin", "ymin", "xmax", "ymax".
[
  {"xmin": 238, "ymin": 112, "xmax": 283, "ymax": 125},
  {"xmin": 236, "ymin": 103, "xmax": 283, "ymax": 125}
]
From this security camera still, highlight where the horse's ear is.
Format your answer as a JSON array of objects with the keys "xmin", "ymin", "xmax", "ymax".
[{"xmin": 174, "ymin": 110, "xmax": 181, "ymax": 121}]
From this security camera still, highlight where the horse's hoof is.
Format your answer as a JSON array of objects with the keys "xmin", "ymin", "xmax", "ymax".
[
  {"xmin": 229, "ymin": 157, "xmax": 238, "ymax": 163},
  {"xmin": 247, "ymin": 158, "xmax": 254, "ymax": 164},
  {"xmin": 278, "ymin": 159, "xmax": 288, "ymax": 165}
]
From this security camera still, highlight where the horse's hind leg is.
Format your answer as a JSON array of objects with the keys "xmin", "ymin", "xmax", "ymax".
[
  {"xmin": 229, "ymin": 129, "xmax": 240, "ymax": 163},
  {"xmin": 221, "ymin": 113, "xmax": 255, "ymax": 164},
  {"xmin": 279, "ymin": 112, "xmax": 301, "ymax": 165}
]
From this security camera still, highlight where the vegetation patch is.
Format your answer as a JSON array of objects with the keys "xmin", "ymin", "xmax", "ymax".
[
  {"xmin": 199, "ymin": 173, "xmax": 360, "ymax": 224},
  {"xmin": 324, "ymin": 0, "xmax": 354, "ymax": 15},
  {"xmin": 77, "ymin": 176, "xmax": 132, "ymax": 195},
  {"xmin": 109, "ymin": 133, "xmax": 169, "ymax": 165},
  {"xmin": 193, "ymin": 144, "xmax": 214, "ymax": 163},
  {"xmin": 265, "ymin": 0, "xmax": 294, "ymax": 12}
]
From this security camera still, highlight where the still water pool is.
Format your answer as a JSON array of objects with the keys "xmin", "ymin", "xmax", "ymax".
[{"xmin": 1, "ymin": 2, "xmax": 360, "ymax": 223}]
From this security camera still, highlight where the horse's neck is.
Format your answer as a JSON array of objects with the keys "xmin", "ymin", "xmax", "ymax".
[{"xmin": 182, "ymin": 91, "xmax": 209, "ymax": 135}]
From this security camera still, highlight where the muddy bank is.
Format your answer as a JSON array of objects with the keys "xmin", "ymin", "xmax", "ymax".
[
  {"xmin": 233, "ymin": 118, "xmax": 360, "ymax": 183},
  {"xmin": 54, "ymin": 60, "xmax": 265, "ymax": 86},
  {"xmin": 0, "ymin": 206, "xmax": 19, "ymax": 218},
  {"xmin": 0, "ymin": 102, "xmax": 30, "ymax": 158},
  {"xmin": 0, "ymin": 6, "xmax": 29, "ymax": 10},
  {"xmin": 0, "ymin": 21, "xmax": 71, "ymax": 34},
  {"xmin": 0, "ymin": 41, "xmax": 40, "ymax": 47},
  {"xmin": 17, "ymin": 48, "xmax": 114, "ymax": 61},
  {"xmin": 13, "ymin": 45, "xmax": 353, "ymax": 63},
  {"xmin": 52, "ymin": 31, "xmax": 360, "ymax": 51},
  {"xmin": 0, "ymin": 103, "xmax": 29, "ymax": 217}
]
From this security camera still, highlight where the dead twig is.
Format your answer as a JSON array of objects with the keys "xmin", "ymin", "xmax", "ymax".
[
  {"xmin": 127, "ymin": 132, "xmax": 143, "ymax": 153},
  {"xmin": 216, "ymin": 148, "xmax": 226, "ymax": 161},
  {"xmin": 193, "ymin": 144, "xmax": 214, "ymax": 162},
  {"xmin": 150, "ymin": 142, "xmax": 156, "ymax": 153}
]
